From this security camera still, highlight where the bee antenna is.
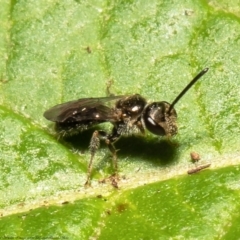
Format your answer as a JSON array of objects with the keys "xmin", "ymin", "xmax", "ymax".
[{"xmin": 168, "ymin": 68, "xmax": 209, "ymax": 114}]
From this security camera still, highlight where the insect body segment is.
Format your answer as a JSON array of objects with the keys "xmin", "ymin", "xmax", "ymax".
[{"xmin": 43, "ymin": 68, "xmax": 209, "ymax": 186}]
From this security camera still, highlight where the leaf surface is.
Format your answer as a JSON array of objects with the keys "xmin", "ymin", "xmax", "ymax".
[{"xmin": 0, "ymin": 0, "xmax": 240, "ymax": 239}]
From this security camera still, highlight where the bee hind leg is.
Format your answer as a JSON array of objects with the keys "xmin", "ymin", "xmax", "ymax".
[
  {"xmin": 84, "ymin": 130, "xmax": 119, "ymax": 187},
  {"xmin": 85, "ymin": 130, "xmax": 100, "ymax": 187}
]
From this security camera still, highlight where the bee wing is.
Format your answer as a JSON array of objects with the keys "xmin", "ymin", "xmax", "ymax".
[{"xmin": 43, "ymin": 95, "xmax": 125, "ymax": 123}]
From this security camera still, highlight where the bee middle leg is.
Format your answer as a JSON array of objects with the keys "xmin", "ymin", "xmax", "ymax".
[{"xmin": 85, "ymin": 130, "xmax": 119, "ymax": 187}]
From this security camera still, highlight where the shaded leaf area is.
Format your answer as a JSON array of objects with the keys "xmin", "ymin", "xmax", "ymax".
[{"xmin": 0, "ymin": 0, "xmax": 240, "ymax": 239}]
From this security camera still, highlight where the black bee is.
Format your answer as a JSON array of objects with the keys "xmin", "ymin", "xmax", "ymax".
[{"xmin": 44, "ymin": 68, "xmax": 209, "ymax": 186}]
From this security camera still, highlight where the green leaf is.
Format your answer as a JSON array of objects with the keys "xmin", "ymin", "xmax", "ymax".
[{"xmin": 0, "ymin": 0, "xmax": 240, "ymax": 239}]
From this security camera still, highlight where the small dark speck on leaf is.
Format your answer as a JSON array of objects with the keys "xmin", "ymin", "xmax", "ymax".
[
  {"xmin": 86, "ymin": 46, "xmax": 92, "ymax": 53},
  {"xmin": 106, "ymin": 210, "xmax": 111, "ymax": 215},
  {"xmin": 116, "ymin": 203, "xmax": 129, "ymax": 213},
  {"xmin": 17, "ymin": 202, "xmax": 25, "ymax": 207},
  {"xmin": 185, "ymin": 10, "xmax": 194, "ymax": 16}
]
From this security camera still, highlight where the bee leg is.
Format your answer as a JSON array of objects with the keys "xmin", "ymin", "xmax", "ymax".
[
  {"xmin": 85, "ymin": 129, "xmax": 120, "ymax": 187},
  {"xmin": 104, "ymin": 129, "xmax": 121, "ymax": 188},
  {"xmin": 85, "ymin": 130, "xmax": 116, "ymax": 187},
  {"xmin": 106, "ymin": 139, "xmax": 118, "ymax": 173},
  {"xmin": 96, "ymin": 138, "xmax": 118, "ymax": 188},
  {"xmin": 85, "ymin": 131, "xmax": 101, "ymax": 187}
]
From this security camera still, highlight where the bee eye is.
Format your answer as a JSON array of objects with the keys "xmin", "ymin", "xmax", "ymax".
[{"xmin": 143, "ymin": 101, "xmax": 177, "ymax": 136}]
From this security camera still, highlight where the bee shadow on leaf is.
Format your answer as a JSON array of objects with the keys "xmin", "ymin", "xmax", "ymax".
[
  {"xmin": 59, "ymin": 127, "xmax": 179, "ymax": 166},
  {"xmin": 116, "ymin": 135, "xmax": 178, "ymax": 166}
]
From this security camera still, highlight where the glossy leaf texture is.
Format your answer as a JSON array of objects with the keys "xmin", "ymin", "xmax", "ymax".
[{"xmin": 0, "ymin": 0, "xmax": 240, "ymax": 239}]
